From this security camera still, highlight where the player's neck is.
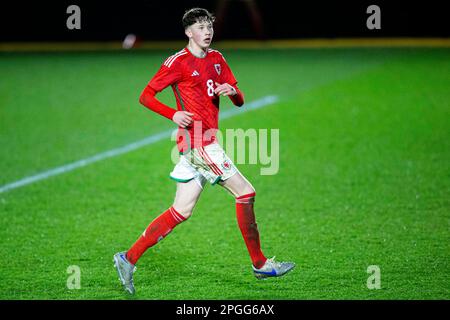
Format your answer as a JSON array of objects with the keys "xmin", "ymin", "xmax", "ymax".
[{"xmin": 187, "ymin": 41, "xmax": 208, "ymax": 58}]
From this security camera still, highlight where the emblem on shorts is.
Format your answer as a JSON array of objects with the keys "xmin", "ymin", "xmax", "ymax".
[
  {"xmin": 222, "ymin": 159, "xmax": 231, "ymax": 170},
  {"xmin": 214, "ymin": 64, "xmax": 221, "ymax": 75}
]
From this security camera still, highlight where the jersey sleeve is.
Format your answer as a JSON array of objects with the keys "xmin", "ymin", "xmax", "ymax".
[
  {"xmin": 220, "ymin": 55, "xmax": 238, "ymax": 86},
  {"xmin": 148, "ymin": 60, "xmax": 183, "ymax": 92}
]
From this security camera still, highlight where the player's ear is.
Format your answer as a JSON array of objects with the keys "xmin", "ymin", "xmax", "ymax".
[{"xmin": 185, "ymin": 27, "xmax": 192, "ymax": 38}]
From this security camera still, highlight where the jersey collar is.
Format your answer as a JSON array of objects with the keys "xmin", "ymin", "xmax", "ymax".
[{"xmin": 185, "ymin": 46, "xmax": 208, "ymax": 59}]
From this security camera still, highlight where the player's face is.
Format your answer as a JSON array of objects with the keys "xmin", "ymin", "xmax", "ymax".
[{"xmin": 186, "ymin": 20, "xmax": 214, "ymax": 49}]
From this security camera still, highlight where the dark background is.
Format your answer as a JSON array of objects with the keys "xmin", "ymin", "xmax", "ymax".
[{"xmin": 0, "ymin": 0, "xmax": 448, "ymax": 41}]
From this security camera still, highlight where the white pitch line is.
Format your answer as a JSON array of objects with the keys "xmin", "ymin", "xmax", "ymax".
[{"xmin": 0, "ymin": 95, "xmax": 279, "ymax": 194}]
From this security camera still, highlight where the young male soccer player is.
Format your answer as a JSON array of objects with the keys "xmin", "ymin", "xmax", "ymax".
[{"xmin": 114, "ymin": 8, "xmax": 294, "ymax": 294}]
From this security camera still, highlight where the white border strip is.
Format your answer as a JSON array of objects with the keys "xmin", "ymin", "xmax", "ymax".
[{"xmin": 0, "ymin": 95, "xmax": 279, "ymax": 194}]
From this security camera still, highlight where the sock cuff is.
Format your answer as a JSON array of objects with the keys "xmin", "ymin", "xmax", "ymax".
[
  {"xmin": 236, "ymin": 192, "xmax": 256, "ymax": 203},
  {"xmin": 169, "ymin": 206, "xmax": 186, "ymax": 222}
]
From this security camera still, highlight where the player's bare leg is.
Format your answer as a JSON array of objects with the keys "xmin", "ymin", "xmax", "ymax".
[
  {"xmin": 172, "ymin": 179, "xmax": 203, "ymax": 219},
  {"xmin": 220, "ymin": 172, "xmax": 295, "ymax": 279},
  {"xmin": 219, "ymin": 171, "xmax": 255, "ymax": 198},
  {"xmin": 114, "ymin": 180, "xmax": 203, "ymax": 294}
]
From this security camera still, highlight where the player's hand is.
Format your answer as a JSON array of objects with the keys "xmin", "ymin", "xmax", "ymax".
[
  {"xmin": 173, "ymin": 111, "xmax": 194, "ymax": 128},
  {"xmin": 214, "ymin": 82, "xmax": 237, "ymax": 96}
]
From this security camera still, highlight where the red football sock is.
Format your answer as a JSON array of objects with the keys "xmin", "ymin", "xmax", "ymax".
[
  {"xmin": 235, "ymin": 192, "xmax": 267, "ymax": 269},
  {"xmin": 126, "ymin": 206, "xmax": 186, "ymax": 265}
]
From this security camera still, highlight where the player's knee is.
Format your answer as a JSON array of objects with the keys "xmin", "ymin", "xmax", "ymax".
[
  {"xmin": 238, "ymin": 182, "xmax": 256, "ymax": 198},
  {"xmin": 235, "ymin": 186, "xmax": 256, "ymax": 200}
]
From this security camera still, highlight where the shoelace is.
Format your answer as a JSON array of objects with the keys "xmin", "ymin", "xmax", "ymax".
[{"xmin": 267, "ymin": 256, "xmax": 283, "ymax": 268}]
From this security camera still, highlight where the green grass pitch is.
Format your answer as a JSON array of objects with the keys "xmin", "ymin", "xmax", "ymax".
[{"xmin": 0, "ymin": 47, "xmax": 449, "ymax": 299}]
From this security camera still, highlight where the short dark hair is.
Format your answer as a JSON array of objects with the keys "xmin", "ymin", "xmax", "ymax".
[{"xmin": 182, "ymin": 8, "xmax": 215, "ymax": 29}]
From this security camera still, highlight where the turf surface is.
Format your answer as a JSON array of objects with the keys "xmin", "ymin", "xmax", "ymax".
[{"xmin": 0, "ymin": 47, "xmax": 449, "ymax": 299}]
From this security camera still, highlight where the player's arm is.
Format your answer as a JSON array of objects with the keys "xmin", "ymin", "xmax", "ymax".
[
  {"xmin": 214, "ymin": 82, "xmax": 244, "ymax": 107},
  {"xmin": 139, "ymin": 85, "xmax": 176, "ymax": 120},
  {"xmin": 139, "ymin": 86, "xmax": 193, "ymax": 128},
  {"xmin": 139, "ymin": 61, "xmax": 194, "ymax": 128}
]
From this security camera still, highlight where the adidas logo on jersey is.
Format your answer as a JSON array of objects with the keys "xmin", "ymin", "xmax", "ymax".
[{"xmin": 191, "ymin": 70, "xmax": 200, "ymax": 76}]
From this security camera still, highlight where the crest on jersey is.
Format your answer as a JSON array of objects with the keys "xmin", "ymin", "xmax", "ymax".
[{"xmin": 214, "ymin": 64, "xmax": 221, "ymax": 75}]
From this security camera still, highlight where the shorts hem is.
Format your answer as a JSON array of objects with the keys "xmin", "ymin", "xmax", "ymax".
[
  {"xmin": 219, "ymin": 169, "xmax": 238, "ymax": 183},
  {"xmin": 211, "ymin": 176, "xmax": 222, "ymax": 186},
  {"xmin": 169, "ymin": 175, "xmax": 194, "ymax": 183}
]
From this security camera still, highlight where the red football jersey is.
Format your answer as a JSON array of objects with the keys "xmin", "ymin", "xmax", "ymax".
[{"xmin": 148, "ymin": 47, "xmax": 238, "ymax": 153}]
